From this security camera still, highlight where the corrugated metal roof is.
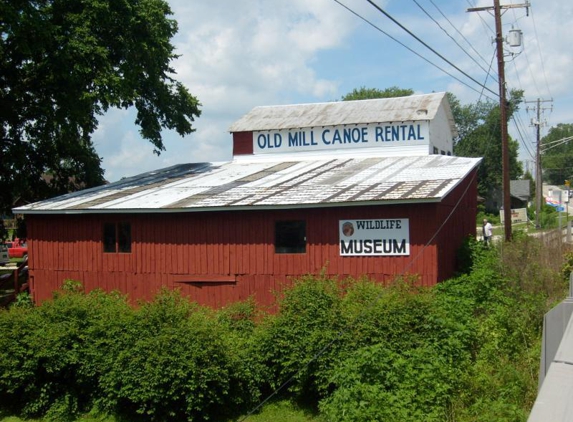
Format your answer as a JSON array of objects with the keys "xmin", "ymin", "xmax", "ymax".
[
  {"xmin": 229, "ymin": 92, "xmax": 450, "ymax": 132},
  {"xmin": 14, "ymin": 154, "xmax": 481, "ymax": 214}
]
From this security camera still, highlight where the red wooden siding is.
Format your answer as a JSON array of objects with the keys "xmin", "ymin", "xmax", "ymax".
[
  {"xmin": 436, "ymin": 169, "xmax": 478, "ymax": 280},
  {"xmin": 25, "ymin": 181, "xmax": 475, "ymax": 308},
  {"xmin": 232, "ymin": 131, "xmax": 254, "ymax": 155}
]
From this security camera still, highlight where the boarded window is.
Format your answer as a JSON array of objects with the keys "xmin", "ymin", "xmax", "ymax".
[
  {"xmin": 103, "ymin": 222, "xmax": 131, "ymax": 253},
  {"xmin": 275, "ymin": 220, "xmax": 306, "ymax": 254}
]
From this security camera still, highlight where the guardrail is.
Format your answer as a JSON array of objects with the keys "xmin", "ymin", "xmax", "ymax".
[{"xmin": 528, "ymin": 273, "xmax": 573, "ymax": 421}]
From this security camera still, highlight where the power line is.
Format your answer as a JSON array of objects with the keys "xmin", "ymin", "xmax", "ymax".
[
  {"xmin": 364, "ymin": 0, "xmax": 499, "ymax": 98},
  {"xmin": 529, "ymin": 4, "xmax": 552, "ymax": 98},
  {"xmin": 514, "ymin": 111, "xmax": 536, "ymax": 159},
  {"xmin": 331, "ymin": 0, "xmax": 497, "ymax": 101},
  {"xmin": 477, "ymin": 50, "xmax": 497, "ymax": 103},
  {"xmin": 465, "ymin": 0, "xmax": 495, "ymax": 35},
  {"xmin": 512, "ymin": 115, "xmax": 535, "ymax": 160},
  {"xmin": 414, "ymin": 0, "xmax": 498, "ymax": 83}
]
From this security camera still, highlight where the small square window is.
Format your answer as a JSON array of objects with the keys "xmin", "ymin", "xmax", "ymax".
[
  {"xmin": 103, "ymin": 222, "xmax": 131, "ymax": 253},
  {"xmin": 275, "ymin": 220, "xmax": 306, "ymax": 254}
]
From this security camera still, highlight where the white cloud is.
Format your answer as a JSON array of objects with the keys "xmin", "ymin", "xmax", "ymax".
[{"xmin": 90, "ymin": 0, "xmax": 573, "ymax": 181}]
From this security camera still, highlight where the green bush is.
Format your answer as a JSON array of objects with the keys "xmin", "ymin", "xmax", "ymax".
[
  {"xmin": 0, "ymin": 286, "xmax": 264, "ymax": 421},
  {"xmin": 0, "ymin": 282, "xmax": 132, "ymax": 420},
  {"xmin": 319, "ymin": 344, "xmax": 459, "ymax": 422},
  {"xmin": 94, "ymin": 289, "xmax": 261, "ymax": 421},
  {"xmin": 252, "ymin": 274, "xmax": 344, "ymax": 403},
  {"xmin": 0, "ymin": 234, "xmax": 569, "ymax": 421}
]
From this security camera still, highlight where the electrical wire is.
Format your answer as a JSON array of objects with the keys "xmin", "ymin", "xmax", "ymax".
[
  {"xmin": 529, "ymin": 4, "xmax": 553, "ymax": 98},
  {"xmin": 413, "ymin": 0, "xmax": 498, "ymax": 84},
  {"xmin": 513, "ymin": 111, "xmax": 536, "ymax": 159},
  {"xmin": 512, "ymin": 115, "xmax": 535, "ymax": 160},
  {"xmin": 465, "ymin": 0, "xmax": 495, "ymax": 36},
  {"xmin": 365, "ymin": 0, "xmax": 499, "ymax": 98},
  {"xmin": 430, "ymin": 0, "xmax": 494, "ymax": 71},
  {"xmin": 477, "ymin": 50, "xmax": 497, "ymax": 103},
  {"xmin": 331, "ymin": 0, "xmax": 498, "ymax": 101}
]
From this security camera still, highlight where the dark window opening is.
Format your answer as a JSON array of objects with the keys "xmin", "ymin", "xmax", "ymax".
[
  {"xmin": 433, "ymin": 146, "xmax": 439, "ymax": 154},
  {"xmin": 275, "ymin": 220, "xmax": 306, "ymax": 254},
  {"xmin": 118, "ymin": 222, "xmax": 131, "ymax": 253},
  {"xmin": 103, "ymin": 222, "xmax": 131, "ymax": 253},
  {"xmin": 103, "ymin": 223, "xmax": 116, "ymax": 253}
]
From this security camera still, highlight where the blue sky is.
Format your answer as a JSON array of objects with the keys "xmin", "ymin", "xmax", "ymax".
[{"xmin": 91, "ymin": 0, "xmax": 573, "ymax": 182}]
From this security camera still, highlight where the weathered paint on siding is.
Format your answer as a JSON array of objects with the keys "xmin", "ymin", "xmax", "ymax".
[
  {"xmin": 26, "ymin": 170, "xmax": 477, "ymax": 308},
  {"xmin": 232, "ymin": 131, "xmax": 253, "ymax": 155}
]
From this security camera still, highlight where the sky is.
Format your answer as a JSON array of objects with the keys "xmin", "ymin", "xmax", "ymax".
[{"xmin": 91, "ymin": 0, "xmax": 573, "ymax": 182}]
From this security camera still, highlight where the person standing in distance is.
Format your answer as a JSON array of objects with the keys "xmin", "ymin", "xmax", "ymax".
[{"xmin": 482, "ymin": 218, "xmax": 493, "ymax": 245}]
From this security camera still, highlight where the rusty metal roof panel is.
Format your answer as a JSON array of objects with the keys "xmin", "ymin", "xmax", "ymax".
[
  {"xmin": 14, "ymin": 154, "xmax": 481, "ymax": 214},
  {"xmin": 229, "ymin": 93, "xmax": 447, "ymax": 132}
]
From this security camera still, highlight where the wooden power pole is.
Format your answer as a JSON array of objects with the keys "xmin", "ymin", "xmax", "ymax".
[
  {"xmin": 525, "ymin": 98, "xmax": 553, "ymax": 229},
  {"xmin": 468, "ymin": 1, "xmax": 529, "ymax": 242}
]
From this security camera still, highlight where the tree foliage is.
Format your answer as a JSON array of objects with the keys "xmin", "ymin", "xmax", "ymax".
[
  {"xmin": 340, "ymin": 87, "xmax": 524, "ymax": 200},
  {"xmin": 452, "ymin": 90, "xmax": 524, "ymax": 198},
  {"xmin": 0, "ymin": 0, "xmax": 201, "ymax": 232},
  {"xmin": 0, "ymin": 234, "xmax": 568, "ymax": 421},
  {"xmin": 541, "ymin": 123, "xmax": 573, "ymax": 185},
  {"xmin": 341, "ymin": 86, "xmax": 414, "ymax": 101}
]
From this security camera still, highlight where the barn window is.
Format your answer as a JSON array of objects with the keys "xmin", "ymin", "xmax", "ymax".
[
  {"xmin": 275, "ymin": 220, "xmax": 306, "ymax": 254},
  {"xmin": 103, "ymin": 222, "xmax": 131, "ymax": 253}
]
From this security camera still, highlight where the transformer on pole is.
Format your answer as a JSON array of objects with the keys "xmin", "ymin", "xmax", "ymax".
[{"xmin": 467, "ymin": 1, "xmax": 530, "ymax": 241}]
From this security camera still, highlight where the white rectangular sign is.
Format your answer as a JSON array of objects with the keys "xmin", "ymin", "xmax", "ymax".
[
  {"xmin": 254, "ymin": 122, "xmax": 429, "ymax": 154},
  {"xmin": 339, "ymin": 219, "xmax": 410, "ymax": 256},
  {"xmin": 499, "ymin": 208, "xmax": 528, "ymax": 224}
]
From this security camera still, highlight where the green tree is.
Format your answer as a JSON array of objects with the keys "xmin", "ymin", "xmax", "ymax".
[
  {"xmin": 341, "ymin": 88, "xmax": 524, "ymax": 201},
  {"xmin": 541, "ymin": 123, "xmax": 573, "ymax": 185},
  {"xmin": 341, "ymin": 86, "xmax": 414, "ymax": 101},
  {"xmin": 452, "ymin": 90, "xmax": 524, "ymax": 199},
  {"xmin": 523, "ymin": 168, "xmax": 536, "ymax": 203},
  {"xmin": 0, "ymin": 0, "xmax": 201, "ymax": 236}
]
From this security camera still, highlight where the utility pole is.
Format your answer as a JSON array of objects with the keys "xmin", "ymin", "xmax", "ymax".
[
  {"xmin": 467, "ymin": 0, "xmax": 529, "ymax": 242},
  {"xmin": 525, "ymin": 98, "xmax": 553, "ymax": 229}
]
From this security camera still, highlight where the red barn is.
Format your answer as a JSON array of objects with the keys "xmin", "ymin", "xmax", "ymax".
[{"xmin": 14, "ymin": 93, "xmax": 480, "ymax": 308}]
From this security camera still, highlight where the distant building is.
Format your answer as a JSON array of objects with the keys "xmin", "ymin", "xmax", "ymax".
[
  {"xmin": 486, "ymin": 179, "xmax": 532, "ymax": 212},
  {"xmin": 14, "ymin": 92, "xmax": 481, "ymax": 308}
]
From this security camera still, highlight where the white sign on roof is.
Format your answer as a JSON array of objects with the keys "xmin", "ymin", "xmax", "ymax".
[
  {"xmin": 254, "ymin": 122, "xmax": 430, "ymax": 155},
  {"xmin": 231, "ymin": 92, "xmax": 456, "ymax": 157}
]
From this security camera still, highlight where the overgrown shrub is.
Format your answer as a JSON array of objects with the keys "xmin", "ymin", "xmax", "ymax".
[
  {"xmin": 0, "ymin": 234, "xmax": 570, "ymax": 421},
  {"xmin": 320, "ymin": 344, "xmax": 459, "ymax": 421},
  {"xmin": 252, "ymin": 274, "xmax": 344, "ymax": 403},
  {"xmin": 0, "ymin": 281, "xmax": 132, "ymax": 420},
  {"xmin": 94, "ymin": 288, "xmax": 262, "ymax": 421},
  {"xmin": 0, "ymin": 286, "xmax": 264, "ymax": 421}
]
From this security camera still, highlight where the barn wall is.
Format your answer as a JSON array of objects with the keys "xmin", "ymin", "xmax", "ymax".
[
  {"xmin": 26, "ymin": 201, "xmax": 454, "ymax": 308},
  {"xmin": 436, "ymin": 168, "xmax": 478, "ymax": 280},
  {"xmin": 232, "ymin": 131, "xmax": 254, "ymax": 155}
]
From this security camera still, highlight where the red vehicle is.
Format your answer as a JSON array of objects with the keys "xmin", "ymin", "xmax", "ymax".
[{"xmin": 5, "ymin": 238, "xmax": 28, "ymax": 259}]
